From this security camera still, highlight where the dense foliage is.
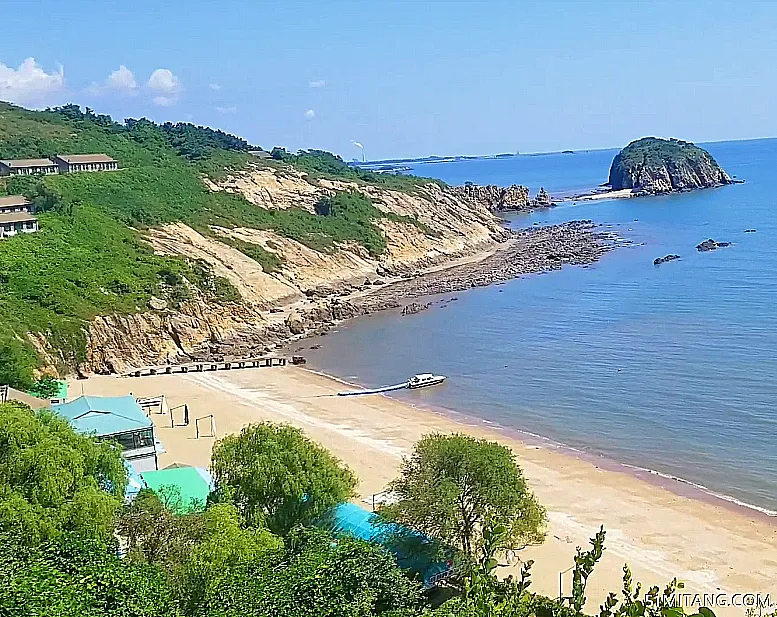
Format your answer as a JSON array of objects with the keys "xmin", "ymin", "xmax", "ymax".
[
  {"xmin": 210, "ymin": 422, "xmax": 358, "ymax": 535},
  {"xmin": 0, "ymin": 401, "xmax": 126, "ymax": 545},
  {"xmin": 200, "ymin": 529, "xmax": 425, "ymax": 617},
  {"xmin": 0, "ymin": 102, "xmax": 437, "ymax": 384},
  {"xmin": 0, "ymin": 533, "xmax": 180, "ymax": 617},
  {"xmin": 117, "ymin": 491, "xmax": 282, "ymax": 615},
  {"xmin": 0, "ymin": 411, "xmax": 735, "ymax": 617},
  {"xmin": 381, "ymin": 434, "xmax": 546, "ymax": 561}
]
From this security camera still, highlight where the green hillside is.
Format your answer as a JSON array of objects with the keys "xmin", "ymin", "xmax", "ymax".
[{"xmin": 0, "ymin": 103, "xmax": 436, "ymax": 388}]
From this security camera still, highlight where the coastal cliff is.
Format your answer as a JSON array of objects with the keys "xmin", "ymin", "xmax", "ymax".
[
  {"xmin": 0, "ymin": 101, "xmax": 606, "ymax": 382},
  {"xmin": 608, "ymin": 137, "xmax": 732, "ymax": 195},
  {"xmin": 80, "ymin": 169, "xmax": 510, "ymax": 373}
]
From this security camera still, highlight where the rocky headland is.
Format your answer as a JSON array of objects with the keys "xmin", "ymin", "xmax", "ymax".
[
  {"xmin": 608, "ymin": 137, "xmax": 733, "ymax": 196},
  {"xmin": 456, "ymin": 183, "xmax": 554, "ymax": 212}
]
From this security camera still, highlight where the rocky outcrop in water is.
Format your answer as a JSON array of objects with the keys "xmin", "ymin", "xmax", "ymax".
[
  {"xmin": 696, "ymin": 239, "xmax": 731, "ymax": 252},
  {"xmin": 654, "ymin": 254, "xmax": 680, "ymax": 265},
  {"xmin": 401, "ymin": 302, "xmax": 431, "ymax": 316},
  {"xmin": 609, "ymin": 137, "xmax": 733, "ymax": 195},
  {"xmin": 457, "ymin": 183, "xmax": 531, "ymax": 212},
  {"xmin": 532, "ymin": 187, "xmax": 552, "ymax": 208},
  {"xmin": 456, "ymin": 183, "xmax": 557, "ymax": 212}
]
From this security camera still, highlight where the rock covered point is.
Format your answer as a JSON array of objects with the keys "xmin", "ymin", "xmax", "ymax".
[{"xmin": 608, "ymin": 137, "xmax": 733, "ymax": 195}]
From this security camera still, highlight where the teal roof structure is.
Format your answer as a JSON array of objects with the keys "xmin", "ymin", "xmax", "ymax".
[
  {"xmin": 328, "ymin": 502, "xmax": 454, "ymax": 587},
  {"xmin": 51, "ymin": 395, "xmax": 151, "ymax": 437},
  {"xmin": 140, "ymin": 466, "xmax": 214, "ymax": 512}
]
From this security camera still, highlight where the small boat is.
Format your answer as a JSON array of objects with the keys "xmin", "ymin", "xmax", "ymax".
[{"xmin": 407, "ymin": 373, "xmax": 446, "ymax": 389}]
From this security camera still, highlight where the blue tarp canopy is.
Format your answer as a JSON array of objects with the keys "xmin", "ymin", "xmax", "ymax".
[{"xmin": 328, "ymin": 502, "xmax": 454, "ymax": 587}]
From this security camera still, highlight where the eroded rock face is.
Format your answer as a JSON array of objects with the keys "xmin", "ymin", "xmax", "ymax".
[
  {"xmin": 609, "ymin": 137, "xmax": 732, "ymax": 195},
  {"xmin": 87, "ymin": 301, "xmax": 263, "ymax": 374},
  {"xmin": 456, "ymin": 184, "xmax": 531, "ymax": 212},
  {"xmin": 532, "ymin": 187, "xmax": 552, "ymax": 208}
]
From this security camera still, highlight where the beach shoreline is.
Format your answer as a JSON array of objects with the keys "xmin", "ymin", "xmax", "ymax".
[
  {"xmin": 74, "ymin": 367, "xmax": 777, "ymax": 616},
  {"xmin": 198, "ymin": 220, "xmax": 623, "ymax": 362},
  {"xmin": 306, "ymin": 367, "xmax": 777, "ymax": 522}
]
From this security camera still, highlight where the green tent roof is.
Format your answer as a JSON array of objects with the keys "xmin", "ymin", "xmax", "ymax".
[
  {"xmin": 140, "ymin": 467, "xmax": 213, "ymax": 512},
  {"xmin": 51, "ymin": 395, "xmax": 151, "ymax": 437}
]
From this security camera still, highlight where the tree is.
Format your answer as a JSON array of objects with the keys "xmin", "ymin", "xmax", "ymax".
[
  {"xmin": 0, "ymin": 532, "xmax": 181, "ymax": 617},
  {"xmin": 28, "ymin": 376, "xmax": 61, "ymax": 399},
  {"xmin": 431, "ymin": 524, "xmax": 718, "ymax": 617},
  {"xmin": 210, "ymin": 422, "xmax": 357, "ymax": 535},
  {"xmin": 0, "ymin": 402, "xmax": 126, "ymax": 545},
  {"xmin": 201, "ymin": 529, "xmax": 424, "ymax": 617},
  {"xmin": 0, "ymin": 337, "xmax": 38, "ymax": 391},
  {"xmin": 381, "ymin": 433, "xmax": 546, "ymax": 563},
  {"xmin": 117, "ymin": 490, "xmax": 281, "ymax": 614}
]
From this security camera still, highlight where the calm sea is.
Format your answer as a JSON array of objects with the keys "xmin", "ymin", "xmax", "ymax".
[{"xmin": 304, "ymin": 140, "xmax": 777, "ymax": 513}]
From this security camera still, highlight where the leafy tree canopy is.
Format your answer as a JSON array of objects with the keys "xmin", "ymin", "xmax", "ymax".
[
  {"xmin": 0, "ymin": 532, "xmax": 181, "ymax": 617},
  {"xmin": 381, "ymin": 433, "xmax": 546, "ymax": 562},
  {"xmin": 200, "ymin": 529, "xmax": 425, "ymax": 617},
  {"xmin": 0, "ymin": 401, "xmax": 126, "ymax": 545},
  {"xmin": 210, "ymin": 422, "xmax": 357, "ymax": 535},
  {"xmin": 28, "ymin": 375, "xmax": 62, "ymax": 399}
]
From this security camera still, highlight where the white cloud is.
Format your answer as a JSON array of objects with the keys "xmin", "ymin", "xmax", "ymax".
[
  {"xmin": 0, "ymin": 57, "xmax": 64, "ymax": 106},
  {"xmin": 88, "ymin": 64, "xmax": 137, "ymax": 95},
  {"xmin": 304, "ymin": 109, "xmax": 315, "ymax": 119},
  {"xmin": 209, "ymin": 83, "xmax": 221, "ymax": 91},
  {"xmin": 106, "ymin": 65, "xmax": 137, "ymax": 92},
  {"xmin": 147, "ymin": 68, "xmax": 182, "ymax": 106},
  {"xmin": 215, "ymin": 105, "xmax": 236, "ymax": 114},
  {"xmin": 309, "ymin": 79, "xmax": 326, "ymax": 88}
]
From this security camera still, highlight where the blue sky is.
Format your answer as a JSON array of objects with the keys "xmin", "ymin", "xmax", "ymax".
[{"xmin": 1, "ymin": 0, "xmax": 776, "ymax": 159}]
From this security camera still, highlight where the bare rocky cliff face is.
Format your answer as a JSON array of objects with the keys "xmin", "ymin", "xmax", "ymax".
[
  {"xmin": 608, "ymin": 137, "xmax": 733, "ymax": 195},
  {"xmin": 83, "ymin": 166, "xmax": 509, "ymax": 373}
]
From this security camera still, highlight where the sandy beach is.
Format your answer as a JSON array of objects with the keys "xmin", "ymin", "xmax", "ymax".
[{"xmin": 74, "ymin": 368, "xmax": 777, "ymax": 615}]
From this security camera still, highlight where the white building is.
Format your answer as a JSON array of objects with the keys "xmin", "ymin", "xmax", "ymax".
[{"xmin": 0, "ymin": 195, "xmax": 39, "ymax": 239}]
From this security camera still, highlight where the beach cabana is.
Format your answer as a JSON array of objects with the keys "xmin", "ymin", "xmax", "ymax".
[{"xmin": 51, "ymin": 395, "xmax": 159, "ymax": 472}]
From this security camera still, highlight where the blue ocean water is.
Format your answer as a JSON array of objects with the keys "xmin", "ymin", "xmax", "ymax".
[{"xmin": 305, "ymin": 139, "xmax": 777, "ymax": 512}]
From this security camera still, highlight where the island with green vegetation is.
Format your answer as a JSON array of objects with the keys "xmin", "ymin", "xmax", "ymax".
[{"xmin": 608, "ymin": 137, "xmax": 733, "ymax": 195}]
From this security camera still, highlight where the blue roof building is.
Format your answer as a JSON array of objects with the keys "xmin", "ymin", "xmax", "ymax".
[{"xmin": 52, "ymin": 395, "xmax": 159, "ymax": 472}]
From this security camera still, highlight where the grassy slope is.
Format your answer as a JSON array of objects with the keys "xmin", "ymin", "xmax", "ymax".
[{"xmin": 0, "ymin": 103, "xmax": 437, "ymax": 386}]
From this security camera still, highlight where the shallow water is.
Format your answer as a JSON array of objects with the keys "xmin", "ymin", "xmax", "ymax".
[{"xmin": 304, "ymin": 139, "xmax": 777, "ymax": 512}]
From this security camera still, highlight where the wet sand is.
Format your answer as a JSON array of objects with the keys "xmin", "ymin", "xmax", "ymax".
[{"xmin": 75, "ymin": 368, "xmax": 777, "ymax": 615}]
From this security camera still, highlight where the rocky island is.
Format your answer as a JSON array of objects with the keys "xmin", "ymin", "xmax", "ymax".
[{"xmin": 608, "ymin": 137, "xmax": 733, "ymax": 196}]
